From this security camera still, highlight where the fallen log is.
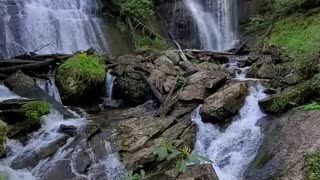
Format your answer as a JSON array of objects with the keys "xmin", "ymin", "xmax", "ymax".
[
  {"xmin": 0, "ymin": 59, "xmax": 40, "ymax": 65},
  {"xmin": 136, "ymin": 71, "xmax": 165, "ymax": 104},
  {"xmin": 0, "ymin": 58, "xmax": 57, "ymax": 73},
  {"xmin": 179, "ymin": 49, "xmax": 234, "ymax": 56}
]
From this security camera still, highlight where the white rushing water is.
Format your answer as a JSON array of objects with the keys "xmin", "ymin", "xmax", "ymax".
[
  {"xmin": 0, "ymin": 84, "xmax": 125, "ymax": 180},
  {"xmin": 104, "ymin": 70, "xmax": 119, "ymax": 107},
  {"xmin": 192, "ymin": 84, "xmax": 267, "ymax": 180},
  {"xmin": 184, "ymin": 0, "xmax": 239, "ymax": 51},
  {"xmin": 0, "ymin": 0, "xmax": 108, "ymax": 58}
]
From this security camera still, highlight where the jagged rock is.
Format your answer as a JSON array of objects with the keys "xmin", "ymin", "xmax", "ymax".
[
  {"xmin": 188, "ymin": 71, "xmax": 227, "ymax": 90},
  {"xmin": 201, "ymin": 82, "xmax": 248, "ymax": 123},
  {"xmin": 281, "ymin": 73, "xmax": 302, "ymax": 85},
  {"xmin": 112, "ymin": 64, "xmax": 125, "ymax": 76},
  {"xmin": 176, "ymin": 164, "xmax": 219, "ymax": 180},
  {"xmin": 164, "ymin": 76, "xmax": 176, "ymax": 93},
  {"xmin": 148, "ymin": 69, "xmax": 167, "ymax": 92},
  {"xmin": 247, "ymin": 63, "xmax": 278, "ymax": 79},
  {"xmin": 113, "ymin": 76, "xmax": 149, "ymax": 106},
  {"xmin": 117, "ymin": 54, "xmax": 143, "ymax": 65},
  {"xmin": 58, "ymin": 124, "xmax": 77, "ymax": 137},
  {"xmin": 164, "ymin": 50, "xmax": 180, "ymax": 65},
  {"xmin": 178, "ymin": 84, "xmax": 209, "ymax": 101},
  {"xmin": 244, "ymin": 110, "xmax": 320, "ymax": 180},
  {"xmin": 4, "ymin": 71, "xmax": 73, "ymax": 118},
  {"xmin": 159, "ymin": 64, "xmax": 177, "ymax": 76},
  {"xmin": 154, "ymin": 55, "xmax": 174, "ymax": 66},
  {"xmin": 196, "ymin": 62, "xmax": 220, "ymax": 72},
  {"xmin": 0, "ymin": 120, "xmax": 8, "ymax": 156},
  {"xmin": 11, "ymin": 135, "xmax": 69, "ymax": 169}
]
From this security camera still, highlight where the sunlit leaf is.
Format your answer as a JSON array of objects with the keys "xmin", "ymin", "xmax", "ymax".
[
  {"xmin": 179, "ymin": 159, "xmax": 188, "ymax": 173},
  {"xmin": 187, "ymin": 154, "xmax": 201, "ymax": 165}
]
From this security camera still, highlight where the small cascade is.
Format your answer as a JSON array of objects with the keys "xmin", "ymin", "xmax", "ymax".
[
  {"xmin": 36, "ymin": 77, "xmax": 62, "ymax": 104},
  {"xmin": 184, "ymin": 0, "xmax": 239, "ymax": 51},
  {"xmin": 192, "ymin": 58, "xmax": 268, "ymax": 180},
  {"xmin": 0, "ymin": 85, "xmax": 126, "ymax": 180},
  {"xmin": 104, "ymin": 70, "xmax": 119, "ymax": 107},
  {"xmin": 0, "ymin": 0, "xmax": 109, "ymax": 58}
]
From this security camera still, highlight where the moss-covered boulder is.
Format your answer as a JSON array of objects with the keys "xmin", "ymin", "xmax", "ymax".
[
  {"xmin": 22, "ymin": 101, "xmax": 50, "ymax": 122},
  {"xmin": 57, "ymin": 54, "xmax": 106, "ymax": 105},
  {"xmin": 0, "ymin": 120, "xmax": 8, "ymax": 156}
]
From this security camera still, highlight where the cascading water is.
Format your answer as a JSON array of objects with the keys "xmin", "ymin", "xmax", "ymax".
[
  {"xmin": 36, "ymin": 77, "xmax": 62, "ymax": 104},
  {"xmin": 0, "ymin": 84, "xmax": 126, "ymax": 180},
  {"xmin": 0, "ymin": 0, "xmax": 108, "ymax": 58},
  {"xmin": 184, "ymin": 0, "xmax": 239, "ymax": 51},
  {"xmin": 103, "ymin": 70, "xmax": 119, "ymax": 107}
]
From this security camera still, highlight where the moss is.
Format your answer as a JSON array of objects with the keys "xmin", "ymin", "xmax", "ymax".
[
  {"xmin": 303, "ymin": 102, "xmax": 320, "ymax": 111},
  {"xmin": 22, "ymin": 101, "xmax": 50, "ymax": 122},
  {"xmin": 57, "ymin": 54, "xmax": 106, "ymax": 99},
  {"xmin": 0, "ymin": 120, "xmax": 8, "ymax": 155},
  {"xmin": 269, "ymin": 13, "xmax": 320, "ymax": 60},
  {"xmin": 306, "ymin": 150, "xmax": 320, "ymax": 180}
]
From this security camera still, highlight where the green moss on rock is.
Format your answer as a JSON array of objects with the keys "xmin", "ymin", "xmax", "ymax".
[
  {"xmin": 269, "ymin": 13, "xmax": 320, "ymax": 60},
  {"xmin": 22, "ymin": 101, "xmax": 50, "ymax": 122},
  {"xmin": 0, "ymin": 120, "xmax": 8, "ymax": 155},
  {"xmin": 306, "ymin": 150, "xmax": 320, "ymax": 180},
  {"xmin": 57, "ymin": 54, "xmax": 106, "ymax": 103}
]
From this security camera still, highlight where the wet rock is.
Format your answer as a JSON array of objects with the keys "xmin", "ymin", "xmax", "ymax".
[
  {"xmin": 4, "ymin": 71, "xmax": 73, "ymax": 118},
  {"xmin": 176, "ymin": 164, "xmax": 219, "ymax": 180},
  {"xmin": 188, "ymin": 71, "xmax": 227, "ymax": 90},
  {"xmin": 164, "ymin": 50, "xmax": 180, "ymax": 65},
  {"xmin": 113, "ymin": 76, "xmax": 149, "ymax": 106},
  {"xmin": 40, "ymin": 160, "xmax": 87, "ymax": 180},
  {"xmin": 11, "ymin": 135, "xmax": 69, "ymax": 169},
  {"xmin": 178, "ymin": 84, "xmax": 209, "ymax": 101},
  {"xmin": 112, "ymin": 64, "xmax": 125, "ymax": 76},
  {"xmin": 201, "ymin": 82, "xmax": 248, "ymax": 123},
  {"xmin": 0, "ymin": 120, "xmax": 8, "ymax": 156},
  {"xmin": 247, "ymin": 63, "xmax": 278, "ymax": 79},
  {"xmin": 58, "ymin": 124, "xmax": 77, "ymax": 137},
  {"xmin": 244, "ymin": 110, "xmax": 320, "ymax": 180}
]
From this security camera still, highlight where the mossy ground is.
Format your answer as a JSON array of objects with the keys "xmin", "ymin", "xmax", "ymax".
[
  {"xmin": 306, "ymin": 151, "xmax": 320, "ymax": 180},
  {"xmin": 22, "ymin": 101, "xmax": 50, "ymax": 122},
  {"xmin": 269, "ymin": 13, "xmax": 320, "ymax": 60},
  {"xmin": 57, "ymin": 54, "xmax": 106, "ymax": 99}
]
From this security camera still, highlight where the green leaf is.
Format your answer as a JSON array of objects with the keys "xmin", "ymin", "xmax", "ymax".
[
  {"xmin": 140, "ymin": 170, "xmax": 145, "ymax": 178},
  {"xmin": 179, "ymin": 159, "xmax": 188, "ymax": 173},
  {"xmin": 198, "ymin": 155, "xmax": 213, "ymax": 163},
  {"xmin": 187, "ymin": 154, "xmax": 201, "ymax": 165},
  {"xmin": 153, "ymin": 146, "xmax": 168, "ymax": 160},
  {"xmin": 167, "ymin": 150, "xmax": 181, "ymax": 160}
]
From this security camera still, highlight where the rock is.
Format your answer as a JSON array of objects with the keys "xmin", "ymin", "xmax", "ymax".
[
  {"xmin": 281, "ymin": 73, "xmax": 302, "ymax": 85},
  {"xmin": 111, "ymin": 65, "xmax": 125, "ymax": 76},
  {"xmin": 176, "ymin": 164, "xmax": 219, "ymax": 180},
  {"xmin": 263, "ymin": 88, "xmax": 277, "ymax": 94},
  {"xmin": 159, "ymin": 64, "xmax": 177, "ymax": 76},
  {"xmin": 0, "ymin": 120, "xmax": 8, "ymax": 156},
  {"xmin": 117, "ymin": 54, "xmax": 143, "ymax": 65},
  {"xmin": 4, "ymin": 71, "xmax": 73, "ymax": 118},
  {"xmin": 113, "ymin": 77, "xmax": 149, "ymax": 106},
  {"xmin": 56, "ymin": 54, "xmax": 105, "ymax": 105},
  {"xmin": 154, "ymin": 55, "xmax": 174, "ymax": 66},
  {"xmin": 178, "ymin": 84, "xmax": 209, "ymax": 101},
  {"xmin": 244, "ymin": 110, "xmax": 320, "ymax": 180},
  {"xmin": 164, "ymin": 76, "xmax": 176, "ymax": 93},
  {"xmin": 259, "ymin": 81, "xmax": 313, "ymax": 114},
  {"xmin": 164, "ymin": 50, "xmax": 180, "ymax": 65},
  {"xmin": 201, "ymin": 82, "xmax": 248, "ymax": 123},
  {"xmin": 247, "ymin": 63, "xmax": 278, "ymax": 79},
  {"xmin": 188, "ymin": 71, "xmax": 227, "ymax": 90},
  {"xmin": 196, "ymin": 62, "xmax": 220, "ymax": 72},
  {"xmin": 11, "ymin": 135, "xmax": 69, "ymax": 169},
  {"xmin": 148, "ymin": 69, "xmax": 167, "ymax": 92},
  {"xmin": 58, "ymin": 124, "xmax": 77, "ymax": 137}
]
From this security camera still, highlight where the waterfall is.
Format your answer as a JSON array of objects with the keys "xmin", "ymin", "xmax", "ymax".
[
  {"xmin": 36, "ymin": 77, "xmax": 62, "ymax": 104},
  {"xmin": 0, "ymin": 84, "xmax": 126, "ymax": 180},
  {"xmin": 104, "ymin": 70, "xmax": 119, "ymax": 108},
  {"xmin": 184, "ymin": 0, "xmax": 239, "ymax": 51},
  {"xmin": 0, "ymin": 0, "xmax": 108, "ymax": 58}
]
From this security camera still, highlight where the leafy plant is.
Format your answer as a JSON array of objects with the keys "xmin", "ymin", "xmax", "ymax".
[
  {"xmin": 122, "ymin": 170, "xmax": 146, "ymax": 180},
  {"xmin": 303, "ymin": 102, "xmax": 320, "ymax": 111},
  {"xmin": 153, "ymin": 144, "xmax": 212, "ymax": 173},
  {"xmin": 306, "ymin": 151, "xmax": 320, "ymax": 180},
  {"xmin": 22, "ymin": 101, "xmax": 50, "ymax": 122},
  {"xmin": 115, "ymin": 0, "xmax": 154, "ymax": 18}
]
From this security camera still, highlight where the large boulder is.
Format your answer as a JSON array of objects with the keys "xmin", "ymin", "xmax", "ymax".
[
  {"xmin": 200, "ymin": 82, "xmax": 248, "ymax": 123},
  {"xmin": 188, "ymin": 71, "xmax": 227, "ymax": 90},
  {"xmin": 113, "ymin": 77, "xmax": 149, "ymax": 106},
  {"xmin": 56, "ymin": 54, "xmax": 106, "ymax": 105},
  {"xmin": 178, "ymin": 84, "xmax": 209, "ymax": 101},
  {"xmin": 4, "ymin": 71, "xmax": 73, "ymax": 118},
  {"xmin": 244, "ymin": 110, "xmax": 320, "ymax": 180},
  {"xmin": 176, "ymin": 164, "xmax": 219, "ymax": 180}
]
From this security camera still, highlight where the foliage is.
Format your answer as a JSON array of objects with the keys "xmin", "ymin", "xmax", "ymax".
[
  {"xmin": 306, "ymin": 151, "xmax": 320, "ymax": 180},
  {"xmin": 57, "ymin": 53, "xmax": 105, "ymax": 97},
  {"xmin": 269, "ymin": 13, "xmax": 320, "ymax": 60},
  {"xmin": 122, "ymin": 170, "xmax": 146, "ymax": 180},
  {"xmin": 136, "ymin": 35, "xmax": 169, "ymax": 51},
  {"xmin": 244, "ymin": 15, "xmax": 270, "ymax": 34},
  {"xmin": 153, "ymin": 144, "xmax": 212, "ymax": 173},
  {"xmin": 274, "ymin": 0, "xmax": 320, "ymax": 15},
  {"xmin": 303, "ymin": 102, "xmax": 320, "ymax": 111},
  {"xmin": 115, "ymin": 0, "xmax": 154, "ymax": 18},
  {"xmin": 22, "ymin": 101, "xmax": 50, "ymax": 122}
]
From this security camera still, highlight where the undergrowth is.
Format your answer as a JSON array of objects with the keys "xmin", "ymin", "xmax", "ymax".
[
  {"xmin": 306, "ymin": 151, "xmax": 320, "ymax": 180},
  {"xmin": 22, "ymin": 101, "xmax": 50, "ymax": 122}
]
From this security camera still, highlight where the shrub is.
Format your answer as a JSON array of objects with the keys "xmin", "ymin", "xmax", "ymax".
[
  {"xmin": 22, "ymin": 101, "xmax": 50, "ymax": 122},
  {"xmin": 136, "ymin": 35, "xmax": 169, "ymax": 51},
  {"xmin": 115, "ymin": 0, "xmax": 154, "ymax": 18},
  {"xmin": 306, "ymin": 151, "xmax": 320, "ymax": 180}
]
